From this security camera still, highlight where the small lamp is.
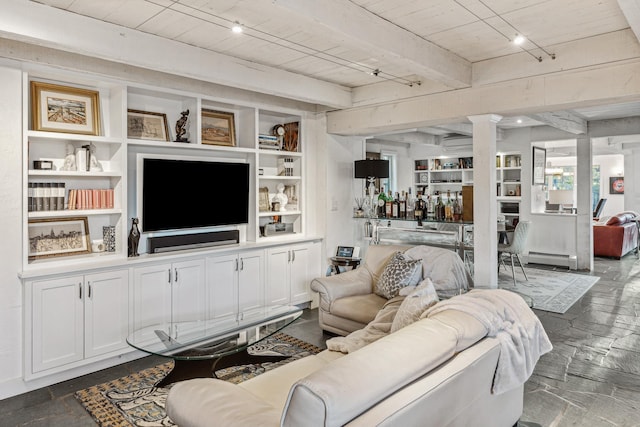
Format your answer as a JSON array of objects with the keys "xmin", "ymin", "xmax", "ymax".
[{"xmin": 355, "ymin": 159, "xmax": 390, "ymax": 218}]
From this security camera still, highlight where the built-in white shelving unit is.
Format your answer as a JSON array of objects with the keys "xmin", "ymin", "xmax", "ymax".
[{"xmin": 19, "ymin": 66, "xmax": 320, "ymax": 386}]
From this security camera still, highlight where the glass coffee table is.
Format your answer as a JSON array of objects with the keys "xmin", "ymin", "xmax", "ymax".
[{"xmin": 127, "ymin": 305, "xmax": 303, "ymax": 387}]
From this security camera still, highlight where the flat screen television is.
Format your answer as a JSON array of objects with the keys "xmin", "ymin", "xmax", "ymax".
[{"xmin": 139, "ymin": 156, "xmax": 250, "ymax": 232}]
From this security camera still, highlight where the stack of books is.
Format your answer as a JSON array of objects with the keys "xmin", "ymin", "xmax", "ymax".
[
  {"xmin": 28, "ymin": 182, "xmax": 65, "ymax": 212},
  {"xmin": 67, "ymin": 189, "xmax": 115, "ymax": 210},
  {"xmin": 258, "ymin": 134, "xmax": 280, "ymax": 150}
]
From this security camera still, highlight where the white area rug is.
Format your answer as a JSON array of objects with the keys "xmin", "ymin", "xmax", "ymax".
[{"xmin": 497, "ymin": 267, "xmax": 600, "ymax": 314}]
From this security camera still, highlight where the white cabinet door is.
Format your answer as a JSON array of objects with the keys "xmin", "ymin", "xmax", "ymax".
[
  {"xmin": 266, "ymin": 247, "xmax": 291, "ymax": 306},
  {"xmin": 290, "ymin": 242, "xmax": 321, "ymax": 304},
  {"xmin": 289, "ymin": 245, "xmax": 310, "ymax": 303},
  {"xmin": 32, "ymin": 276, "xmax": 84, "ymax": 373},
  {"xmin": 172, "ymin": 259, "xmax": 206, "ymax": 324},
  {"xmin": 133, "ymin": 263, "xmax": 172, "ymax": 332},
  {"xmin": 206, "ymin": 253, "xmax": 239, "ymax": 324},
  {"xmin": 238, "ymin": 249, "xmax": 265, "ymax": 321},
  {"xmin": 84, "ymin": 270, "xmax": 129, "ymax": 358}
]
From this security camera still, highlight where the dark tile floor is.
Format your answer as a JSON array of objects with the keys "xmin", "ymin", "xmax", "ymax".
[{"xmin": 1, "ymin": 256, "xmax": 638, "ymax": 426}]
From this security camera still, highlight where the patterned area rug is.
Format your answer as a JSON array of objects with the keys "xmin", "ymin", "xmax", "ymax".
[
  {"xmin": 498, "ymin": 266, "xmax": 600, "ymax": 313},
  {"xmin": 75, "ymin": 333, "xmax": 322, "ymax": 427}
]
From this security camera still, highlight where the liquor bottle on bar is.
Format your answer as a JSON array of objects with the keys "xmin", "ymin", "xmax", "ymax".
[
  {"xmin": 406, "ymin": 188, "xmax": 414, "ymax": 218},
  {"xmin": 378, "ymin": 186, "xmax": 387, "ymax": 217},
  {"xmin": 436, "ymin": 195, "xmax": 445, "ymax": 221},
  {"xmin": 414, "ymin": 191, "xmax": 424, "ymax": 220},
  {"xmin": 392, "ymin": 192, "xmax": 400, "ymax": 218},
  {"xmin": 453, "ymin": 191, "xmax": 462, "ymax": 221},
  {"xmin": 399, "ymin": 191, "xmax": 407, "ymax": 218},
  {"xmin": 386, "ymin": 190, "xmax": 393, "ymax": 218},
  {"xmin": 426, "ymin": 192, "xmax": 435, "ymax": 220},
  {"xmin": 445, "ymin": 189, "xmax": 453, "ymax": 221}
]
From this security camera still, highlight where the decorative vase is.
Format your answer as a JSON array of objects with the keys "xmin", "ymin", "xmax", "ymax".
[{"xmin": 103, "ymin": 225, "xmax": 116, "ymax": 252}]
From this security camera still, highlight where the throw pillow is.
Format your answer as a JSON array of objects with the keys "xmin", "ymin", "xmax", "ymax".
[
  {"xmin": 375, "ymin": 252, "xmax": 422, "ymax": 299},
  {"xmin": 391, "ymin": 278, "xmax": 439, "ymax": 333}
]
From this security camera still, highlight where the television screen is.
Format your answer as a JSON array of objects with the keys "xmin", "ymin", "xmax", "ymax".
[{"xmin": 141, "ymin": 157, "xmax": 250, "ymax": 232}]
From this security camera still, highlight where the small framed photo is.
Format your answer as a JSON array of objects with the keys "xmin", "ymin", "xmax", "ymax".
[
  {"xmin": 201, "ymin": 109, "xmax": 236, "ymax": 146},
  {"xmin": 610, "ymin": 176, "xmax": 624, "ymax": 194},
  {"xmin": 532, "ymin": 146, "xmax": 546, "ymax": 185},
  {"xmin": 127, "ymin": 109, "xmax": 170, "ymax": 141},
  {"xmin": 283, "ymin": 121, "xmax": 300, "ymax": 152},
  {"xmin": 28, "ymin": 217, "xmax": 91, "ymax": 260},
  {"xmin": 31, "ymin": 81, "xmax": 100, "ymax": 135}
]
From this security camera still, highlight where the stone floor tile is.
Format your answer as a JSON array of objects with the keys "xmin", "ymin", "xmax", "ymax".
[
  {"xmin": 611, "ymin": 333, "xmax": 640, "ymax": 352},
  {"xmin": 567, "ymin": 359, "xmax": 640, "ymax": 392}
]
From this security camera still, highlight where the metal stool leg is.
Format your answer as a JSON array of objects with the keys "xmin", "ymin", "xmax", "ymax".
[
  {"xmin": 516, "ymin": 254, "xmax": 528, "ymax": 280},
  {"xmin": 509, "ymin": 253, "xmax": 517, "ymax": 286}
]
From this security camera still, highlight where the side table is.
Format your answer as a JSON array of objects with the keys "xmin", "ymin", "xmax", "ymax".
[{"xmin": 330, "ymin": 257, "xmax": 361, "ymax": 274}]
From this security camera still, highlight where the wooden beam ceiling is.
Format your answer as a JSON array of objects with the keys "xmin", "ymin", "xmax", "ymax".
[
  {"xmin": 0, "ymin": 0, "xmax": 353, "ymax": 109},
  {"xmin": 274, "ymin": 0, "xmax": 471, "ymax": 89},
  {"xmin": 618, "ymin": 0, "xmax": 640, "ymax": 42},
  {"xmin": 528, "ymin": 112, "xmax": 587, "ymax": 135}
]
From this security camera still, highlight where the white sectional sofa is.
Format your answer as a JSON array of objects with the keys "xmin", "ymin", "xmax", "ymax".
[
  {"xmin": 166, "ymin": 244, "xmax": 551, "ymax": 426},
  {"xmin": 166, "ymin": 309, "xmax": 525, "ymax": 426}
]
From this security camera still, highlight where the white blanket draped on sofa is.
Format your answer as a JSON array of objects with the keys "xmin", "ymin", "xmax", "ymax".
[
  {"xmin": 326, "ymin": 296, "xmax": 403, "ymax": 353},
  {"xmin": 423, "ymin": 289, "xmax": 553, "ymax": 394}
]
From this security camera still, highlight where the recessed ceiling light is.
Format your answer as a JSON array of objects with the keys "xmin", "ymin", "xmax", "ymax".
[
  {"xmin": 231, "ymin": 22, "xmax": 243, "ymax": 33},
  {"xmin": 513, "ymin": 34, "xmax": 526, "ymax": 45},
  {"xmin": 517, "ymin": 119, "xmax": 523, "ymax": 124}
]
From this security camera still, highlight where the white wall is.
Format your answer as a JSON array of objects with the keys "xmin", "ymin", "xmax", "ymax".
[
  {"xmin": 595, "ymin": 154, "xmax": 625, "ymax": 217},
  {"xmin": 323, "ymin": 129, "xmax": 365, "ymax": 272},
  {"xmin": 0, "ymin": 65, "xmax": 25, "ymax": 394}
]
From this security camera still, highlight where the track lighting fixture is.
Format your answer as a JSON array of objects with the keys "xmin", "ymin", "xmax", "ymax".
[{"xmin": 231, "ymin": 21, "xmax": 243, "ymax": 33}]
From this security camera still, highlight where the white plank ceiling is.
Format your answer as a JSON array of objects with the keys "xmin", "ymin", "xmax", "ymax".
[{"xmin": 16, "ymin": 0, "xmax": 640, "ymax": 144}]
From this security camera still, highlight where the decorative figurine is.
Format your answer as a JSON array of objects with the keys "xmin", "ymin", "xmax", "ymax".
[
  {"xmin": 128, "ymin": 217, "xmax": 140, "ymax": 257},
  {"xmin": 88, "ymin": 142, "xmax": 103, "ymax": 171},
  {"xmin": 272, "ymin": 183, "xmax": 288, "ymax": 211},
  {"xmin": 175, "ymin": 109, "xmax": 190, "ymax": 143},
  {"xmin": 61, "ymin": 143, "xmax": 76, "ymax": 171}
]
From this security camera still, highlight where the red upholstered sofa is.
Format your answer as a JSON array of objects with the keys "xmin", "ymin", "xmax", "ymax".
[{"xmin": 593, "ymin": 212, "xmax": 638, "ymax": 259}]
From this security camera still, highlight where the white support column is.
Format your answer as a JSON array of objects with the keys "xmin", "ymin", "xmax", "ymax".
[
  {"xmin": 576, "ymin": 134, "xmax": 593, "ymax": 271},
  {"xmin": 468, "ymin": 114, "xmax": 502, "ymax": 288},
  {"xmin": 625, "ymin": 147, "xmax": 640, "ymax": 214}
]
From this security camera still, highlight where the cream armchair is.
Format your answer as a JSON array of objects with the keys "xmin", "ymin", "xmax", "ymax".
[{"xmin": 311, "ymin": 244, "xmax": 472, "ymax": 336}]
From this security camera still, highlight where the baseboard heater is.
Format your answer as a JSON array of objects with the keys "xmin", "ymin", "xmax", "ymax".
[
  {"xmin": 148, "ymin": 230, "xmax": 240, "ymax": 254},
  {"xmin": 526, "ymin": 251, "xmax": 577, "ymax": 270}
]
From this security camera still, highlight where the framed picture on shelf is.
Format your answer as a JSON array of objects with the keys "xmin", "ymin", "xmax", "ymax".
[
  {"xmin": 201, "ymin": 109, "xmax": 236, "ymax": 146},
  {"xmin": 127, "ymin": 109, "xmax": 170, "ymax": 141},
  {"xmin": 28, "ymin": 217, "xmax": 91, "ymax": 260},
  {"xmin": 282, "ymin": 121, "xmax": 299, "ymax": 152},
  {"xmin": 532, "ymin": 146, "xmax": 546, "ymax": 185},
  {"xmin": 30, "ymin": 81, "xmax": 100, "ymax": 135},
  {"xmin": 609, "ymin": 176, "xmax": 624, "ymax": 194},
  {"xmin": 259, "ymin": 187, "xmax": 271, "ymax": 212}
]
